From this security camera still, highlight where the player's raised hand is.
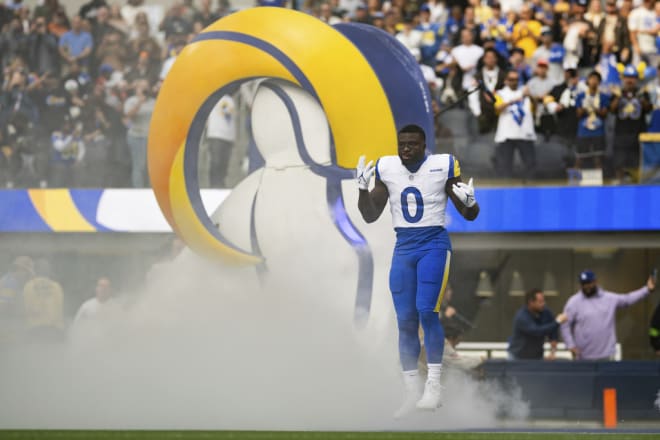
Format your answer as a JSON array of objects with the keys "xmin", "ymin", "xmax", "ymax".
[
  {"xmin": 356, "ymin": 155, "xmax": 375, "ymax": 191},
  {"xmin": 452, "ymin": 177, "xmax": 476, "ymax": 207}
]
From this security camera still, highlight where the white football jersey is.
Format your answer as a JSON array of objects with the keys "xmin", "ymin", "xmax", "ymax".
[{"xmin": 376, "ymin": 154, "xmax": 460, "ymax": 229}]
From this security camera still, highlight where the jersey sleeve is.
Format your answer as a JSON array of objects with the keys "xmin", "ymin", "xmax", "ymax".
[
  {"xmin": 374, "ymin": 158, "xmax": 381, "ymax": 181},
  {"xmin": 448, "ymin": 155, "xmax": 461, "ymax": 179}
]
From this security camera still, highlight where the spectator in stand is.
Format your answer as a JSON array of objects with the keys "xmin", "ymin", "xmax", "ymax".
[
  {"xmin": 451, "ymin": 28, "xmax": 484, "ymax": 94},
  {"xmin": 26, "ymin": 16, "xmax": 60, "ymax": 77},
  {"xmin": 124, "ymin": 79, "xmax": 155, "ymax": 187},
  {"xmin": 81, "ymin": 83, "xmax": 115, "ymax": 187},
  {"xmin": 574, "ymin": 71, "xmax": 609, "ymax": 170},
  {"xmin": 160, "ymin": 3, "xmax": 193, "ymax": 48},
  {"xmin": 206, "ymin": 94, "xmax": 237, "ymax": 188},
  {"xmin": 59, "ymin": 15, "xmax": 94, "ymax": 71},
  {"xmin": 0, "ymin": 68, "xmax": 38, "ymax": 128},
  {"xmin": 532, "ymin": 26, "xmax": 564, "ymax": 85},
  {"xmin": 121, "ymin": 0, "xmax": 147, "ymax": 34},
  {"xmin": 610, "ymin": 65, "xmax": 652, "ymax": 181},
  {"xmin": 125, "ymin": 50, "xmax": 159, "ymax": 86},
  {"xmin": 352, "ymin": 4, "xmax": 371, "ymax": 24},
  {"xmin": 108, "ymin": 3, "xmax": 130, "ymax": 36},
  {"xmin": 628, "ymin": 0, "xmax": 658, "ymax": 66},
  {"xmin": 33, "ymin": 0, "xmax": 63, "ymax": 23},
  {"xmin": 561, "ymin": 270, "xmax": 656, "ymax": 361},
  {"xmin": 180, "ymin": 0, "xmax": 202, "ymax": 24},
  {"xmin": 597, "ymin": 1, "xmax": 631, "ymax": 66},
  {"xmin": 460, "ymin": 6, "xmax": 483, "ymax": 47},
  {"xmin": 584, "ymin": 0, "xmax": 604, "ymax": 29},
  {"xmin": 61, "ymin": 60, "xmax": 92, "ymax": 98},
  {"xmin": 47, "ymin": 7, "xmax": 70, "ymax": 39},
  {"xmin": 89, "ymin": 7, "xmax": 117, "ymax": 55},
  {"xmin": 197, "ymin": 0, "xmax": 221, "ymax": 27},
  {"xmin": 512, "ymin": 4, "xmax": 542, "ymax": 60},
  {"xmin": 79, "ymin": 0, "xmax": 109, "ymax": 22},
  {"xmin": 527, "ymin": 59, "xmax": 555, "ymax": 139},
  {"xmin": 563, "ymin": 0, "xmax": 598, "ymax": 77},
  {"xmin": 319, "ymin": 2, "xmax": 342, "ymax": 25},
  {"xmin": 127, "ymin": 15, "xmax": 161, "ymax": 71},
  {"xmin": 50, "ymin": 112, "xmax": 86, "ymax": 187},
  {"xmin": 395, "ymin": 16, "xmax": 423, "ymax": 63},
  {"xmin": 95, "ymin": 28, "xmax": 127, "ymax": 74},
  {"xmin": 508, "ymin": 288, "xmax": 568, "ymax": 360},
  {"xmin": 444, "ymin": 5, "xmax": 464, "ymax": 47},
  {"xmin": 475, "ymin": 47, "xmax": 505, "ymax": 133},
  {"xmin": 546, "ymin": 66, "xmax": 580, "ymax": 165},
  {"xmin": 480, "ymin": 2, "xmax": 511, "ymax": 59},
  {"xmin": 469, "ymin": 0, "xmax": 492, "ymax": 25},
  {"xmin": 417, "ymin": 4, "xmax": 443, "ymax": 67},
  {"xmin": 493, "ymin": 69, "xmax": 537, "ymax": 179},
  {"xmin": 0, "ymin": 17, "xmax": 28, "ymax": 71},
  {"xmin": 425, "ymin": 0, "xmax": 447, "ymax": 25},
  {"xmin": 509, "ymin": 47, "xmax": 532, "ymax": 87}
]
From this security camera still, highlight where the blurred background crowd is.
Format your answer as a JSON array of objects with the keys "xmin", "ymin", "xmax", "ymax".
[{"xmin": 0, "ymin": 0, "xmax": 659, "ymax": 188}]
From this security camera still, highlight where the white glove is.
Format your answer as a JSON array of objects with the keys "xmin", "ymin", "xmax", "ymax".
[
  {"xmin": 356, "ymin": 155, "xmax": 375, "ymax": 191},
  {"xmin": 452, "ymin": 177, "xmax": 476, "ymax": 207}
]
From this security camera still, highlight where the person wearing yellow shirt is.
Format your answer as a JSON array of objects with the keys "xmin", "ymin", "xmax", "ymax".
[
  {"xmin": 512, "ymin": 5, "xmax": 542, "ymax": 59},
  {"xmin": 22, "ymin": 260, "xmax": 64, "ymax": 343}
]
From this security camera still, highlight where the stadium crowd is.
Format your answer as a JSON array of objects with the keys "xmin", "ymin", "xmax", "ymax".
[{"xmin": 0, "ymin": 0, "xmax": 660, "ymax": 188}]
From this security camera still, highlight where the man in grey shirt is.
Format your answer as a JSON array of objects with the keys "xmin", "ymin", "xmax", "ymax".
[
  {"xmin": 561, "ymin": 270, "xmax": 656, "ymax": 360},
  {"xmin": 527, "ymin": 59, "xmax": 556, "ymax": 135}
]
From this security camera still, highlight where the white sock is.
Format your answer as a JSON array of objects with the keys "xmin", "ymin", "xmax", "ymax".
[
  {"xmin": 427, "ymin": 363, "xmax": 442, "ymax": 382},
  {"xmin": 402, "ymin": 370, "xmax": 419, "ymax": 390}
]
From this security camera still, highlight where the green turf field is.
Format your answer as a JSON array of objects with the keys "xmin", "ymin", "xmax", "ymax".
[{"xmin": 1, "ymin": 432, "xmax": 659, "ymax": 440}]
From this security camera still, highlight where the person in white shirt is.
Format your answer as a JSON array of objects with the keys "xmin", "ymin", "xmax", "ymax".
[
  {"xmin": 72, "ymin": 277, "xmax": 114, "ymax": 324},
  {"xmin": 395, "ymin": 17, "xmax": 423, "ymax": 61},
  {"xmin": 493, "ymin": 69, "xmax": 537, "ymax": 179},
  {"xmin": 628, "ymin": 0, "xmax": 658, "ymax": 65},
  {"xmin": 206, "ymin": 94, "xmax": 237, "ymax": 188},
  {"xmin": 450, "ymin": 28, "xmax": 485, "ymax": 92}
]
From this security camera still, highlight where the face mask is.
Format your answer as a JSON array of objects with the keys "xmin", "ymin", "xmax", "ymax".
[{"xmin": 582, "ymin": 286, "xmax": 597, "ymax": 297}]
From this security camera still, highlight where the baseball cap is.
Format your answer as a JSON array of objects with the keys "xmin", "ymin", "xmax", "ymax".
[
  {"xmin": 579, "ymin": 270, "xmax": 596, "ymax": 284},
  {"xmin": 537, "ymin": 59, "xmax": 549, "ymax": 67},
  {"xmin": 99, "ymin": 63, "xmax": 114, "ymax": 75},
  {"xmin": 420, "ymin": 3, "xmax": 431, "ymax": 12},
  {"xmin": 623, "ymin": 65, "xmax": 638, "ymax": 78},
  {"xmin": 541, "ymin": 26, "xmax": 552, "ymax": 36}
]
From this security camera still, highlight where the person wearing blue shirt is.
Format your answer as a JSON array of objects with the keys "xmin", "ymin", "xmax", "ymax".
[
  {"xmin": 574, "ymin": 71, "xmax": 610, "ymax": 170},
  {"xmin": 417, "ymin": 4, "xmax": 443, "ymax": 67},
  {"xmin": 58, "ymin": 15, "xmax": 94, "ymax": 68},
  {"xmin": 508, "ymin": 288, "xmax": 568, "ymax": 360}
]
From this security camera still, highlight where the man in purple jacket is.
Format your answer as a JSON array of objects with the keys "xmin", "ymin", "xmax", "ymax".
[{"xmin": 561, "ymin": 270, "xmax": 656, "ymax": 360}]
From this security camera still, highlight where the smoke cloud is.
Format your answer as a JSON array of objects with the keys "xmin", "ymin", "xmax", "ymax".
[{"xmin": 0, "ymin": 249, "xmax": 527, "ymax": 431}]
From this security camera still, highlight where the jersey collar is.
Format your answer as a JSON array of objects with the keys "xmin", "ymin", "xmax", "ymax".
[{"xmin": 403, "ymin": 154, "xmax": 428, "ymax": 173}]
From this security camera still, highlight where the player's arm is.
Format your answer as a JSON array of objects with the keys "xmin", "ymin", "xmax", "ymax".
[
  {"xmin": 446, "ymin": 176, "xmax": 479, "ymax": 221},
  {"xmin": 356, "ymin": 155, "xmax": 388, "ymax": 223}
]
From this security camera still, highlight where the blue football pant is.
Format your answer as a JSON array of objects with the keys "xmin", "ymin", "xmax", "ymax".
[{"xmin": 389, "ymin": 248, "xmax": 451, "ymax": 371}]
